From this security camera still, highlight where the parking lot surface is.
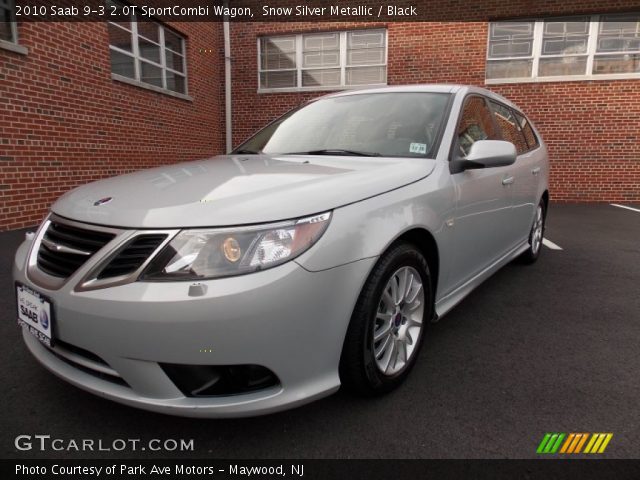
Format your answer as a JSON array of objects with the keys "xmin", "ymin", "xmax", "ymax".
[{"xmin": 1, "ymin": 204, "xmax": 639, "ymax": 459}]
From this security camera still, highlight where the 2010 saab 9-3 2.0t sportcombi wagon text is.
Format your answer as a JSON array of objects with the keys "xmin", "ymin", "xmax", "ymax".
[{"xmin": 14, "ymin": 85, "xmax": 549, "ymax": 417}]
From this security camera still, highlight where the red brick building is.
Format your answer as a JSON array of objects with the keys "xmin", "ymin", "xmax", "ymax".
[
  {"xmin": 231, "ymin": 7, "xmax": 640, "ymax": 204},
  {"xmin": 1, "ymin": 14, "xmax": 224, "ymax": 230},
  {"xmin": 1, "ymin": 1, "xmax": 640, "ymax": 230}
]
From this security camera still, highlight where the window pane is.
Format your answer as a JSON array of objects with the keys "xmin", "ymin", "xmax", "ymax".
[
  {"xmin": 165, "ymin": 49, "xmax": 184, "ymax": 73},
  {"xmin": 593, "ymin": 54, "xmax": 640, "ymax": 74},
  {"xmin": 538, "ymin": 56, "xmax": 587, "ymax": 76},
  {"xmin": 303, "ymin": 51, "xmax": 339, "ymax": 68},
  {"xmin": 302, "ymin": 33, "xmax": 339, "ymax": 68},
  {"xmin": 140, "ymin": 60, "xmax": 163, "ymax": 87},
  {"xmin": 486, "ymin": 59, "xmax": 533, "ymax": 79},
  {"xmin": 0, "ymin": 21, "xmax": 10, "ymax": 43},
  {"xmin": 137, "ymin": 22, "xmax": 159, "ymax": 43},
  {"xmin": 346, "ymin": 66, "xmax": 386, "ymax": 85},
  {"xmin": 490, "ymin": 101, "xmax": 528, "ymax": 155},
  {"xmin": 515, "ymin": 113, "xmax": 539, "ymax": 150},
  {"xmin": 166, "ymin": 72, "xmax": 186, "ymax": 93},
  {"xmin": 108, "ymin": 22, "xmax": 132, "ymax": 51},
  {"xmin": 303, "ymin": 32, "xmax": 339, "ymax": 51},
  {"xmin": 488, "ymin": 21, "xmax": 534, "ymax": 58},
  {"xmin": 597, "ymin": 15, "xmax": 640, "ymax": 53},
  {"xmin": 302, "ymin": 68, "xmax": 340, "ymax": 87},
  {"xmin": 457, "ymin": 97, "xmax": 500, "ymax": 157},
  {"xmin": 1, "ymin": 3, "xmax": 14, "ymax": 42},
  {"xmin": 110, "ymin": 49, "xmax": 135, "ymax": 78},
  {"xmin": 347, "ymin": 30, "xmax": 385, "ymax": 49},
  {"xmin": 260, "ymin": 37, "xmax": 296, "ymax": 70},
  {"xmin": 348, "ymin": 47, "xmax": 385, "ymax": 66},
  {"xmin": 138, "ymin": 37, "xmax": 161, "ymax": 64},
  {"xmin": 541, "ymin": 18, "xmax": 589, "ymax": 55},
  {"xmin": 347, "ymin": 30, "xmax": 386, "ymax": 70},
  {"xmin": 260, "ymin": 71, "xmax": 296, "ymax": 89},
  {"xmin": 164, "ymin": 28, "xmax": 183, "ymax": 53}
]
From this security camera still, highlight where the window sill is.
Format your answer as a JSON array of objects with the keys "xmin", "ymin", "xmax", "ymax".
[
  {"xmin": 112, "ymin": 73, "xmax": 193, "ymax": 101},
  {"xmin": 0, "ymin": 39, "xmax": 28, "ymax": 55},
  {"xmin": 486, "ymin": 73, "xmax": 640, "ymax": 85},
  {"xmin": 257, "ymin": 83, "xmax": 387, "ymax": 94}
]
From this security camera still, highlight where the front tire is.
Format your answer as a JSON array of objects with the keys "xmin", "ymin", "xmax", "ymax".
[
  {"xmin": 520, "ymin": 199, "xmax": 546, "ymax": 264},
  {"xmin": 340, "ymin": 242, "xmax": 432, "ymax": 396}
]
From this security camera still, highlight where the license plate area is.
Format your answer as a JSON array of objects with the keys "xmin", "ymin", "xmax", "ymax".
[{"xmin": 16, "ymin": 282, "xmax": 55, "ymax": 347}]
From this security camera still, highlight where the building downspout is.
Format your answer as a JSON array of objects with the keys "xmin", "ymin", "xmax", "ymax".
[{"xmin": 223, "ymin": 2, "xmax": 232, "ymax": 153}]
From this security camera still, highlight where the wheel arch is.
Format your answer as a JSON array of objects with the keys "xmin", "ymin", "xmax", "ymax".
[
  {"xmin": 541, "ymin": 190, "xmax": 549, "ymax": 216},
  {"xmin": 388, "ymin": 227, "xmax": 440, "ymax": 300}
]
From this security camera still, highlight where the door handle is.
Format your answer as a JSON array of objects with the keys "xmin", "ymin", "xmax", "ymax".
[
  {"xmin": 502, "ymin": 176, "xmax": 514, "ymax": 186},
  {"xmin": 531, "ymin": 167, "xmax": 541, "ymax": 175}
]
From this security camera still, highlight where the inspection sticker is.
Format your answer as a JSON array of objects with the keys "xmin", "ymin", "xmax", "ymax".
[{"xmin": 409, "ymin": 143, "xmax": 427, "ymax": 154}]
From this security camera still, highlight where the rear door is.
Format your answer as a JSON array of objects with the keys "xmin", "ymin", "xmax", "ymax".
[
  {"xmin": 512, "ymin": 112, "xmax": 545, "ymax": 241},
  {"xmin": 487, "ymin": 100, "xmax": 533, "ymax": 247}
]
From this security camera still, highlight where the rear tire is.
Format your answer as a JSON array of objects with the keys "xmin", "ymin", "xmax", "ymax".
[
  {"xmin": 340, "ymin": 242, "xmax": 432, "ymax": 396},
  {"xmin": 520, "ymin": 199, "xmax": 546, "ymax": 264}
]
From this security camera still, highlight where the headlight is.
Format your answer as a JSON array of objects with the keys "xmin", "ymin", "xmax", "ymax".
[{"xmin": 141, "ymin": 212, "xmax": 331, "ymax": 281}]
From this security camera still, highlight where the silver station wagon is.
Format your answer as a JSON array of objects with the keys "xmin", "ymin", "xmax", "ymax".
[{"xmin": 14, "ymin": 85, "xmax": 549, "ymax": 417}]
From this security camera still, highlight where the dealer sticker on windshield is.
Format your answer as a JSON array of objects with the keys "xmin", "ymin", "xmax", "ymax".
[
  {"xmin": 409, "ymin": 143, "xmax": 427, "ymax": 154},
  {"xmin": 16, "ymin": 283, "xmax": 54, "ymax": 347}
]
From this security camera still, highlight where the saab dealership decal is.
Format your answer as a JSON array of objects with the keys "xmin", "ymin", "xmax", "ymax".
[{"xmin": 536, "ymin": 433, "xmax": 613, "ymax": 454}]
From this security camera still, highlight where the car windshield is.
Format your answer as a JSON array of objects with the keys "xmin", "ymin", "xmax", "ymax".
[{"xmin": 234, "ymin": 92, "xmax": 451, "ymax": 158}]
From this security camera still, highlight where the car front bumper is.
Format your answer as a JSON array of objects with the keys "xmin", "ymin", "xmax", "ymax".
[{"xmin": 13, "ymin": 238, "xmax": 375, "ymax": 417}]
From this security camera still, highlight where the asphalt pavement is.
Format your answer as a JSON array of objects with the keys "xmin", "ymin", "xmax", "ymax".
[{"xmin": 1, "ymin": 203, "xmax": 639, "ymax": 459}]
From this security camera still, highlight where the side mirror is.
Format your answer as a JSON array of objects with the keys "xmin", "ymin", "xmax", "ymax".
[{"xmin": 450, "ymin": 140, "xmax": 516, "ymax": 174}]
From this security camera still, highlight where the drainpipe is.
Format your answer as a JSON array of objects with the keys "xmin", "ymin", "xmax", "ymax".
[{"xmin": 223, "ymin": 1, "xmax": 232, "ymax": 153}]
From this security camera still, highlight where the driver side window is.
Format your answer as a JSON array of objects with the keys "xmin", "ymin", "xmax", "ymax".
[{"xmin": 456, "ymin": 96, "xmax": 499, "ymax": 157}]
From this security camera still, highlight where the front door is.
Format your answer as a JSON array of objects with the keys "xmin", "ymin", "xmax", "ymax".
[{"xmin": 449, "ymin": 95, "xmax": 515, "ymax": 291}]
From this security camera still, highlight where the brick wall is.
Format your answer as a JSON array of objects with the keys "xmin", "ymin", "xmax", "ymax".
[
  {"xmin": 0, "ymin": 21, "xmax": 224, "ymax": 230},
  {"xmin": 230, "ymin": 16, "xmax": 640, "ymax": 203}
]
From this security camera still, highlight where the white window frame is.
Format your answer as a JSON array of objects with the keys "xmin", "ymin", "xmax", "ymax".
[
  {"xmin": 108, "ymin": 4, "xmax": 188, "ymax": 98},
  {"xmin": 486, "ymin": 13, "xmax": 640, "ymax": 84},
  {"xmin": 257, "ymin": 29, "xmax": 388, "ymax": 93},
  {"xmin": 0, "ymin": 0, "xmax": 27, "ymax": 55}
]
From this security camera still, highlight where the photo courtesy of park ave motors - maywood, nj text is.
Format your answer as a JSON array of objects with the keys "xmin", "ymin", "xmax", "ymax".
[{"xmin": 1, "ymin": 0, "xmax": 640, "ymax": 477}]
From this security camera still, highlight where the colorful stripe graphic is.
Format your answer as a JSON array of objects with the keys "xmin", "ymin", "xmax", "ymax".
[{"xmin": 537, "ymin": 433, "xmax": 612, "ymax": 454}]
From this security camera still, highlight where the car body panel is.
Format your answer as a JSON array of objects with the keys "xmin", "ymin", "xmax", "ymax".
[
  {"xmin": 51, "ymin": 155, "xmax": 436, "ymax": 228},
  {"xmin": 14, "ymin": 238, "xmax": 375, "ymax": 417}
]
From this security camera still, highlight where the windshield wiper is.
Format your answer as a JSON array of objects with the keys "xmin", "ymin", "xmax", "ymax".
[
  {"xmin": 233, "ymin": 149, "xmax": 262, "ymax": 155},
  {"xmin": 282, "ymin": 149, "xmax": 381, "ymax": 157}
]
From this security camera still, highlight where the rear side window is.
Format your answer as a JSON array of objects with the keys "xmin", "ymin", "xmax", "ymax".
[
  {"xmin": 489, "ymin": 101, "xmax": 529, "ymax": 155},
  {"xmin": 456, "ymin": 96, "xmax": 500, "ymax": 157},
  {"xmin": 515, "ymin": 112, "xmax": 540, "ymax": 151}
]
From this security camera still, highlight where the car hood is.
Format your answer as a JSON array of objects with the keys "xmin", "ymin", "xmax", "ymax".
[{"xmin": 52, "ymin": 154, "xmax": 436, "ymax": 228}]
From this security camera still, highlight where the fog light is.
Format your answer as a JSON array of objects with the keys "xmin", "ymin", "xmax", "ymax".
[{"xmin": 222, "ymin": 237, "xmax": 241, "ymax": 262}]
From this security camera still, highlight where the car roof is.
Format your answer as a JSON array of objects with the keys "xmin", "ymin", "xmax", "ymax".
[{"xmin": 323, "ymin": 84, "xmax": 521, "ymax": 113}]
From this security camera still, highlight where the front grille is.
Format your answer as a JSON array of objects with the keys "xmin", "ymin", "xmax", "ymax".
[
  {"xmin": 97, "ymin": 234, "xmax": 167, "ymax": 279},
  {"xmin": 36, "ymin": 221, "xmax": 115, "ymax": 278}
]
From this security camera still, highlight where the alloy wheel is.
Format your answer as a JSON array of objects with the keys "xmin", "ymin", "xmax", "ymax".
[
  {"xmin": 531, "ymin": 205, "xmax": 544, "ymax": 255},
  {"xmin": 372, "ymin": 266, "xmax": 425, "ymax": 376}
]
